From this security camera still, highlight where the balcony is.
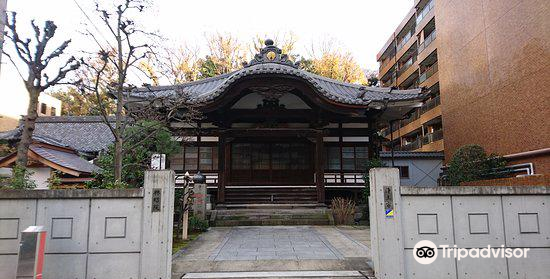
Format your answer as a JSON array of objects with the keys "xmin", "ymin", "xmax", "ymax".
[
  {"xmin": 416, "ymin": 0, "xmax": 434, "ymax": 25},
  {"xmin": 396, "ymin": 31, "xmax": 413, "ymax": 52},
  {"xmin": 418, "ymin": 30, "xmax": 436, "ymax": 54},
  {"xmin": 382, "ymin": 98, "xmax": 442, "ymax": 139},
  {"xmin": 401, "ymin": 138, "xmax": 422, "ymax": 151},
  {"xmin": 382, "ymin": 95, "xmax": 441, "ymax": 137},
  {"xmin": 419, "ymin": 63, "xmax": 438, "ymax": 84},
  {"xmin": 397, "ymin": 55, "xmax": 417, "ymax": 76},
  {"xmin": 421, "ymin": 129, "xmax": 443, "ymax": 145},
  {"xmin": 379, "ymin": 57, "xmax": 397, "ymax": 78}
]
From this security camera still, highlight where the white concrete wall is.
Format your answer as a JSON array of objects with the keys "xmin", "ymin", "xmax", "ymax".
[
  {"xmin": 0, "ymin": 170, "xmax": 174, "ymax": 279},
  {"xmin": 369, "ymin": 168, "xmax": 550, "ymax": 279},
  {"xmin": 381, "ymin": 158, "xmax": 442, "ymax": 187},
  {"xmin": 29, "ymin": 167, "xmax": 51, "ymax": 189}
]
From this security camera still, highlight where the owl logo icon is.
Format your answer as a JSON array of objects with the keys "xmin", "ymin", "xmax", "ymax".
[{"xmin": 413, "ymin": 240, "xmax": 438, "ymax": 264}]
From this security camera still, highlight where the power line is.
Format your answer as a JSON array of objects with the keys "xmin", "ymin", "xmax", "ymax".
[
  {"xmin": 72, "ymin": 0, "xmax": 115, "ymax": 51},
  {"xmin": 72, "ymin": 0, "xmax": 148, "ymax": 85}
]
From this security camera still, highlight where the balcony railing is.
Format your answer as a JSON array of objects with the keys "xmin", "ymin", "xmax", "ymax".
[
  {"xmin": 420, "ymin": 95, "xmax": 440, "ymax": 113},
  {"xmin": 401, "ymin": 138, "xmax": 422, "ymax": 151},
  {"xmin": 416, "ymin": 0, "xmax": 435, "ymax": 25},
  {"xmin": 418, "ymin": 30, "xmax": 436, "ymax": 53},
  {"xmin": 380, "ymin": 56, "xmax": 395, "ymax": 69},
  {"xmin": 419, "ymin": 62, "xmax": 438, "ymax": 84},
  {"xmin": 421, "ymin": 129, "xmax": 444, "ymax": 145},
  {"xmin": 396, "ymin": 31, "xmax": 413, "ymax": 52},
  {"xmin": 381, "ymin": 95, "xmax": 440, "ymax": 136},
  {"xmin": 397, "ymin": 55, "xmax": 417, "ymax": 77},
  {"xmin": 324, "ymin": 172, "xmax": 364, "ymax": 185}
]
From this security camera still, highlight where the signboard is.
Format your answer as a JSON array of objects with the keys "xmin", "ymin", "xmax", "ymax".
[
  {"xmin": 150, "ymin": 153, "xmax": 166, "ymax": 170},
  {"xmin": 152, "ymin": 188, "xmax": 161, "ymax": 212},
  {"xmin": 383, "ymin": 186, "xmax": 394, "ymax": 218},
  {"xmin": 16, "ymin": 226, "xmax": 47, "ymax": 279}
]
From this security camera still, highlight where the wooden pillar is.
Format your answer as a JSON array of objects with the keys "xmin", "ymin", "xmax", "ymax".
[
  {"xmin": 314, "ymin": 131, "xmax": 325, "ymax": 204},
  {"xmin": 368, "ymin": 120, "xmax": 379, "ymax": 159},
  {"xmin": 217, "ymin": 136, "xmax": 226, "ymax": 204}
]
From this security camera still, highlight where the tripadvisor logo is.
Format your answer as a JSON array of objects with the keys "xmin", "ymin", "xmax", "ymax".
[{"xmin": 413, "ymin": 240, "xmax": 530, "ymax": 265}]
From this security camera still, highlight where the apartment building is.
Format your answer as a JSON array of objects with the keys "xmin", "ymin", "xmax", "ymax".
[
  {"xmin": 378, "ymin": 0, "xmax": 549, "ymax": 177},
  {"xmin": 436, "ymin": 0, "xmax": 549, "ymax": 174},
  {"xmin": 377, "ymin": 0, "xmax": 442, "ymax": 153}
]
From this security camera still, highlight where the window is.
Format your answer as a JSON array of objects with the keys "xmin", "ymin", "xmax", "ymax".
[
  {"xmin": 397, "ymin": 166, "xmax": 410, "ymax": 178},
  {"xmin": 50, "ymin": 107, "xmax": 57, "ymax": 116},
  {"xmin": 40, "ymin": 103, "xmax": 47, "ymax": 114},
  {"xmin": 172, "ymin": 145, "xmax": 219, "ymax": 171},
  {"xmin": 325, "ymin": 146, "xmax": 369, "ymax": 171},
  {"xmin": 199, "ymin": 147, "xmax": 216, "ymax": 170},
  {"xmin": 325, "ymin": 147, "xmax": 341, "ymax": 170},
  {"xmin": 184, "ymin": 146, "xmax": 198, "ymax": 170},
  {"xmin": 272, "ymin": 143, "xmax": 290, "ymax": 170},
  {"xmin": 231, "ymin": 143, "xmax": 251, "ymax": 170}
]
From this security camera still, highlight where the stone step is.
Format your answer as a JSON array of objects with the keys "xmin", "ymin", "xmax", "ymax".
[
  {"xmin": 214, "ymin": 218, "xmax": 331, "ymax": 226},
  {"xmin": 212, "ymin": 206, "xmax": 332, "ymax": 226},
  {"xmin": 221, "ymin": 203, "xmax": 322, "ymax": 209},
  {"xmin": 181, "ymin": 270, "xmax": 372, "ymax": 278}
]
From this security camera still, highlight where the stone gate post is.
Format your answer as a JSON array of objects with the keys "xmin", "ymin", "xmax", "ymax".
[
  {"xmin": 140, "ymin": 170, "xmax": 175, "ymax": 279},
  {"xmin": 369, "ymin": 168, "xmax": 405, "ymax": 279}
]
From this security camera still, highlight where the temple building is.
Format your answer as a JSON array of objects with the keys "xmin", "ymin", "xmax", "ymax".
[{"xmin": 127, "ymin": 40, "xmax": 428, "ymax": 206}]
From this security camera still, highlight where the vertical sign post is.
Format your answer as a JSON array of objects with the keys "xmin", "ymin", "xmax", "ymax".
[{"xmin": 16, "ymin": 226, "xmax": 47, "ymax": 279}]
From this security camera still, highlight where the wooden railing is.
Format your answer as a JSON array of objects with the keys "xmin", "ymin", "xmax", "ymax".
[{"xmin": 324, "ymin": 172, "xmax": 365, "ymax": 185}]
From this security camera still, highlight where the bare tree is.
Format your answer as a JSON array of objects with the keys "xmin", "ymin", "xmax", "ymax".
[
  {"xmin": 80, "ymin": 0, "xmax": 201, "ymax": 184},
  {"xmin": 2, "ymin": 12, "xmax": 80, "ymax": 167}
]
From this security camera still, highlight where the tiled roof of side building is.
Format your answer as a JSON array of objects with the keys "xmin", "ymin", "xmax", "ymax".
[
  {"xmin": 379, "ymin": 151, "xmax": 444, "ymax": 159},
  {"xmin": 0, "ymin": 116, "xmax": 115, "ymax": 154},
  {"xmin": 30, "ymin": 145, "xmax": 101, "ymax": 174}
]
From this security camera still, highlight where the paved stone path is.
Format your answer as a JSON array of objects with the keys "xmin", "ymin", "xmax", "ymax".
[
  {"xmin": 209, "ymin": 227, "xmax": 343, "ymax": 261},
  {"xmin": 172, "ymin": 226, "xmax": 372, "ymax": 278}
]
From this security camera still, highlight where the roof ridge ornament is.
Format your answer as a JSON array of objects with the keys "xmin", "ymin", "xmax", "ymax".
[{"xmin": 244, "ymin": 38, "xmax": 299, "ymax": 68}]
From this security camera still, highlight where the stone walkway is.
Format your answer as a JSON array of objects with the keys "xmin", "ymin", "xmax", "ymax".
[
  {"xmin": 172, "ymin": 226, "xmax": 372, "ymax": 278},
  {"xmin": 209, "ymin": 227, "xmax": 343, "ymax": 261}
]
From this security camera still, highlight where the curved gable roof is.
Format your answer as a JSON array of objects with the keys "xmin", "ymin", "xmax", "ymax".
[{"xmin": 127, "ymin": 41, "xmax": 427, "ymax": 108}]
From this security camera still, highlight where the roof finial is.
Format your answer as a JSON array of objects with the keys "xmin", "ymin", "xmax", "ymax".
[{"xmin": 265, "ymin": 38, "xmax": 274, "ymax": 46}]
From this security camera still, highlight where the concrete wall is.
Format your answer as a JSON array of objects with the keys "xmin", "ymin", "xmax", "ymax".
[
  {"xmin": 0, "ymin": 170, "xmax": 174, "ymax": 279},
  {"xmin": 369, "ymin": 168, "xmax": 550, "ymax": 279}
]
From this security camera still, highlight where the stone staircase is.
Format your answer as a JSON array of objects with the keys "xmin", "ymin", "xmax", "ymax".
[
  {"xmin": 212, "ymin": 204, "xmax": 333, "ymax": 226},
  {"xmin": 224, "ymin": 187, "xmax": 318, "ymax": 204}
]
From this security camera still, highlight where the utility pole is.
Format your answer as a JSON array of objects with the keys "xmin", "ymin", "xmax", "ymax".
[{"xmin": 0, "ymin": 0, "xmax": 7, "ymax": 76}]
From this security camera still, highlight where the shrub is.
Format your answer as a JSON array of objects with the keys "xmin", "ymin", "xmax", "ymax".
[
  {"xmin": 188, "ymin": 215, "xmax": 209, "ymax": 233},
  {"xmin": 363, "ymin": 157, "xmax": 386, "ymax": 204},
  {"xmin": 2, "ymin": 165, "xmax": 36, "ymax": 189},
  {"xmin": 446, "ymin": 144, "xmax": 506, "ymax": 186},
  {"xmin": 331, "ymin": 197, "xmax": 356, "ymax": 225},
  {"xmin": 86, "ymin": 120, "xmax": 179, "ymax": 189}
]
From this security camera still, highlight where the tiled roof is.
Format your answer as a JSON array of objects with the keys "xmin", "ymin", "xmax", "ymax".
[
  {"xmin": 380, "ymin": 151, "xmax": 444, "ymax": 159},
  {"xmin": 128, "ymin": 63, "xmax": 425, "ymax": 106},
  {"xmin": 127, "ymin": 42, "xmax": 426, "ymax": 107},
  {"xmin": 0, "ymin": 116, "xmax": 115, "ymax": 153},
  {"xmin": 30, "ymin": 145, "xmax": 100, "ymax": 174}
]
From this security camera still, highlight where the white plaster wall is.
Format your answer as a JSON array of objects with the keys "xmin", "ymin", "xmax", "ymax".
[
  {"xmin": 29, "ymin": 167, "xmax": 51, "ymax": 189},
  {"xmin": 381, "ymin": 158, "xmax": 442, "ymax": 187}
]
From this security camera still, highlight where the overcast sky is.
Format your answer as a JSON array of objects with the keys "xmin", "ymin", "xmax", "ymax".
[{"xmin": 0, "ymin": 0, "xmax": 413, "ymax": 118}]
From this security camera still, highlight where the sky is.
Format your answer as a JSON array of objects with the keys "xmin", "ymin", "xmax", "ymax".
[{"xmin": 0, "ymin": 0, "xmax": 413, "ymax": 118}]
